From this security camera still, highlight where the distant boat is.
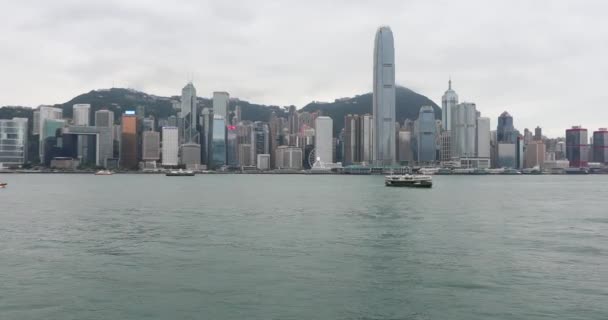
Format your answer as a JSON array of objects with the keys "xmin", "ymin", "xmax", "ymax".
[
  {"xmin": 385, "ymin": 174, "xmax": 432, "ymax": 188},
  {"xmin": 166, "ymin": 169, "xmax": 195, "ymax": 176},
  {"xmin": 564, "ymin": 167, "xmax": 589, "ymax": 174},
  {"xmin": 0, "ymin": 182, "xmax": 7, "ymax": 188},
  {"xmin": 95, "ymin": 170, "xmax": 113, "ymax": 176}
]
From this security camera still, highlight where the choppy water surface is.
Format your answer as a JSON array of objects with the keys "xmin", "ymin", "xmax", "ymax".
[{"xmin": 1, "ymin": 174, "xmax": 607, "ymax": 319}]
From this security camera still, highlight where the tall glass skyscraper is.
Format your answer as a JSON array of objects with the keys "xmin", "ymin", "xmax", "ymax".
[
  {"xmin": 497, "ymin": 111, "xmax": 517, "ymax": 143},
  {"xmin": 441, "ymin": 80, "xmax": 458, "ymax": 131},
  {"xmin": 211, "ymin": 115, "xmax": 226, "ymax": 169},
  {"xmin": 373, "ymin": 26, "xmax": 396, "ymax": 166},
  {"xmin": 180, "ymin": 82, "xmax": 198, "ymax": 144},
  {"xmin": 416, "ymin": 106, "xmax": 436, "ymax": 163}
]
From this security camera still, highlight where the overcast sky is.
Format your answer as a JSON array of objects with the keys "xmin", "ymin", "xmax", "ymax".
[{"xmin": 2, "ymin": 0, "xmax": 607, "ymax": 137}]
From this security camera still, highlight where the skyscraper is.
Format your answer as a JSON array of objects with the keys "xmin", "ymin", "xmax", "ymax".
[
  {"xmin": 95, "ymin": 109, "xmax": 114, "ymax": 128},
  {"xmin": 441, "ymin": 79, "xmax": 458, "ymax": 131},
  {"xmin": 0, "ymin": 118, "xmax": 28, "ymax": 167},
  {"xmin": 476, "ymin": 117, "xmax": 491, "ymax": 159},
  {"xmin": 416, "ymin": 106, "xmax": 437, "ymax": 163},
  {"xmin": 161, "ymin": 127, "xmax": 179, "ymax": 166},
  {"xmin": 566, "ymin": 126, "xmax": 589, "ymax": 167},
  {"xmin": 452, "ymin": 102, "xmax": 477, "ymax": 158},
  {"xmin": 373, "ymin": 26, "xmax": 396, "ymax": 166},
  {"xmin": 211, "ymin": 115, "xmax": 227, "ymax": 169},
  {"xmin": 37, "ymin": 106, "xmax": 63, "ymax": 161},
  {"xmin": 213, "ymin": 91, "xmax": 230, "ymax": 121},
  {"xmin": 497, "ymin": 111, "xmax": 518, "ymax": 143},
  {"xmin": 253, "ymin": 121, "xmax": 270, "ymax": 164},
  {"xmin": 592, "ymin": 128, "xmax": 608, "ymax": 164},
  {"xmin": 534, "ymin": 126, "xmax": 542, "ymax": 141},
  {"xmin": 72, "ymin": 104, "xmax": 90, "ymax": 126},
  {"xmin": 120, "ymin": 113, "xmax": 138, "ymax": 169},
  {"xmin": 142, "ymin": 131, "xmax": 160, "ymax": 161},
  {"xmin": 314, "ymin": 116, "xmax": 333, "ymax": 164},
  {"xmin": 180, "ymin": 82, "xmax": 198, "ymax": 143}
]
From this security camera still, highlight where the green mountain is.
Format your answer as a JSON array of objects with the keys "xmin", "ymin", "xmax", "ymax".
[{"xmin": 1, "ymin": 86, "xmax": 440, "ymax": 136}]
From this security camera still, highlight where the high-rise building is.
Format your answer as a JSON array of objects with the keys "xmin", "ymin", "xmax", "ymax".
[
  {"xmin": 200, "ymin": 108, "xmax": 213, "ymax": 166},
  {"xmin": 0, "ymin": 118, "xmax": 28, "ymax": 167},
  {"xmin": 373, "ymin": 26, "xmax": 396, "ymax": 166},
  {"xmin": 180, "ymin": 82, "xmax": 198, "ymax": 144},
  {"xmin": 592, "ymin": 128, "xmax": 608, "ymax": 164},
  {"xmin": 120, "ymin": 113, "xmax": 138, "ymax": 169},
  {"xmin": 397, "ymin": 129, "xmax": 414, "ymax": 164},
  {"xmin": 275, "ymin": 146, "xmax": 303, "ymax": 169},
  {"xmin": 238, "ymin": 144, "xmax": 253, "ymax": 167},
  {"xmin": 33, "ymin": 110, "xmax": 40, "ymax": 135},
  {"xmin": 441, "ymin": 79, "xmax": 458, "ymax": 131},
  {"xmin": 161, "ymin": 127, "xmax": 179, "ymax": 166},
  {"xmin": 41, "ymin": 119, "xmax": 66, "ymax": 165},
  {"xmin": 416, "ymin": 106, "xmax": 436, "ymax": 163},
  {"xmin": 476, "ymin": 117, "xmax": 491, "ymax": 159},
  {"xmin": 288, "ymin": 105, "xmax": 298, "ymax": 135},
  {"xmin": 180, "ymin": 143, "xmax": 201, "ymax": 169},
  {"xmin": 210, "ymin": 115, "xmax": 226, "ymax": 169},
  {"xmin": 142, "ymin": 131, "xmax": 160, "ymax": 161},
  {"xmin": 72, "ymin": 104, "xmax": 90, "ymax": 126},
  {"xmin": 452, "ymin": 102, "xmax": 477, "ymax": 158},
  {"xmin": 37, "ymin": 106, "xmax": 63, "ymax": 161},
  {"xmin": 497, "ymin": 111, "xmax": 518, "ymax": 143},
  {"xmin": 343, "ymin": 114, "xmax": 361, "ymax": 165},
  {"xmin": 566, "ymin": 126, "xmax": 589, "ymax": 167},
  {"xmin": 523, "ymin": 128, "xmax": 532, "ymax": 145},
  {"xmin": 95, "ymin": 109, "xmax": 114, "ymax": 128},
  {"xmin": 253, "ymin": 122, "xmax": 269, "ymax": 165},
  {"xmin": 534, "ymin": 126, "xmax": 542, "ymax": 141},
  {"xmin": 439, "ymin": 131, "xmax": 452, "ymax": 163},
  {"xmin": 257, "ymin": 154, "xmax": 270, "ymax": 170},
  {"xmin": 143, "ymin": 117, "xmax": 155, "ymax": 132},
  {"xmin": 213, "ymin": 91, "xmax": 230, "ymax": 121},
  {"xmin": 314, "ymin": 116, "xmax": 333, "ymax": 164},
  {"xmin": 497, "ymin": 142, "xmax": 517, "ymax": 168},
  {"xmin": 524, "ymin": 140, "xmax": 546, "ymax": 168}
]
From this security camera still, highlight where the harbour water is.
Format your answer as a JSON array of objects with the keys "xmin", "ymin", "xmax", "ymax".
[{"xmin": 1, "ymin": 174, "xmax": 607, "ymax": 319}]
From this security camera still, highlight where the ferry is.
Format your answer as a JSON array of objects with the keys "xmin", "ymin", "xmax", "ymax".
[
  {"xmin": 0, "ymin": 182, "xmax": 7, "ymax": 188},
  {"xmin": 385, "ymin": 174, "xmax": 433, "ymax": 188},
  {"xmin": 166, "ymin": 169, "xmax": 195, "ymax": 176},
  {"xmin": 95, "ymin": 170, "xmax": 113, "ymax": 176}
]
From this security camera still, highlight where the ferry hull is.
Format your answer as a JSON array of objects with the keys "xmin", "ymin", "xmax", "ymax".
[{"xmin": 385, "ymin": 180, "xmax": 432, "ymax": 188}]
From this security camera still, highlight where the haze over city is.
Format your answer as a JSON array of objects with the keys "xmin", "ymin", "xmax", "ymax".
[{"xmin": 3, "ymin": 0, "xmax": 608, "ymax": 136}]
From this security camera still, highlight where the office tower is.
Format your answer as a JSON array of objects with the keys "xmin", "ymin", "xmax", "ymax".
[
  {"xmin": 37, "ymin": 106, "xmax": 63, "ymax": 161},
  {"xmin": 593, "ymin": 128, "xmax": 608, "ymax": 163},
  {"xmin": 298, "ymin": 112, "xmax": 315, "ymax": 131},
  {"xmin": 180, "ymin": 82, "xmax": 198, "ymax": 143},
  {"xmin": 490, "ymin": 130, "xmax": 498, "ymax": 168},
  {"xmin": 253, "ymin": 122, "xmax": 270, "ymax": 165},
  {"xmin": 314, "ymin": 116, "xmax": 333, "ymax": 164},
  {"xmin": 268, "ymin": 112, "xmax": 281, "ymax": 168},
  {"xmin": 238, "ymin": 144, "xmax": 253, "ymax": 167},
  {"xmin": 161, "ymin": 127, "xmax": 179, "ymax": 166},
  {"xmin": 33, "ymin": 110, "xmax": 40, "ymax": 135},
  {"xmin": 210, "ymin": 115, "xmax": 226, "ymax": 169},
  {"xmin": 441, "ymin": 79, "xmax": 458, "ymax": 131},
  {"xmin": 200, "ymin": 108, "xmax": 213, "ymax": 165},
  {"xmin": 452, "ymin": 102, "xmax": 477, "ymax": 158},
  {"xmin": 167, "ymin": 115, "xmax": 178, "ymax": 127},
  {"xmin": 517, "ymin": 137, "xmax": 525, "ymax": 169},
  {"xmin": 95, "ymin": 109, "xmax": 115, "ymax": 128},
  {"xmin": 136, "ymin": 105, "xmax": 146, "ymax": 120},
  {"xmin": 523, "ymin": 128, "xmax": 532, "ymax": 145},
  {"xmin": 72, "ymin": 104, "xmax": 90, "ymax": 126},
  {"xmin": 555, "ymin": 141, "xmax": 566, "ymax": 160},
  {"xmin": 373, "ymin": 26, "xmax": 396, "ymax": 166},
  {"xmin": 439, "ymin": 131, "xmax": 452, "ymax": 163},
  {"xmin": 234, "ymin": 105, "xmax": 242, "ymax": 124},
  {"xmin": 361, "ymin": 114, "xmax": 373, "ymax": 163},
  {"xmin": 416, "ymin": 106, "xmax": 437, "ymax": 163},
  {"xmin": 275, "ymin": 146, "xmax": 303, "ymax": 169},
  {"xmin": 497, "ymin": 111, "xmax": 518, "ymax": 143},
  {"xmin": 213, "ymin": 91, "xmax": 230, "ymax": 121},
  {"xmin": 397, "ymin": 129, "xmax": 414, "ymax": 164},
  {"xmin": 497, "ymin": 142, "xmax": 517, "ymax": 168},
  {"xmin": 0, "ymin": 118, "xmax": 28, "ymax": 167},
  {"xmin": 120, "ymin": 113, "xmax": 138, "ymax": 169},
  {"xmin": 343, "ymin": 114, "xmax": 360, "ymax": 165},
  {"xmin": 476, "ymin": 117, "xmax": 491, "ymax": 159},
  {"xmin": 142, "ymin": 131, "xmax": 160, "ymax": 161},
  {"xmin": 41, "ymin": 119, "xmax": 66, "ymax": 165},
  {"xmin": 534, "ymin": 126, "xmax": 542, "ymax": 141},
  {"xmin": 226, "ymin": 125, "xmax": 238, "ymax": 167},
  {"xmin": 180, "ymin": 143, "xmax": 201, "ymax": 169},
  {"xmin": 524, "ymin": 140, "xmax": 546, "ymax": 168},
  {"xmin": 143, "ymin": 117, "xmax": 155, "ymax": 132},
  {"xmin": 257, "ymin": 154, "xmax": 270, "ymax": 170},
  {"xmin": 566, "ymin": 126, "xmax": 589, "ymax": 167},
  {"xmin": 288, "ymin": 105, "xmax": 298, "ymax": 134}
]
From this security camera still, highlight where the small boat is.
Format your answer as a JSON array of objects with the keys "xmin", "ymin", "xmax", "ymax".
[
  {"xmin": 166, "ymin": 169, "xmax": 195, "ymax": 176},
  {"xmin": 385, "ymin": 174, "xmax": 432, "ymax": 188},
  {"xmin": 95, "ymin": 170, "xmax": 113, "ymax": 175},
  {"xmin": 0, "ymin": 182, "xmax": 7, "ymax": 188}
]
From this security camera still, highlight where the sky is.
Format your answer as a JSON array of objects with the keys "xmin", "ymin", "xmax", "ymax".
[{"xmin": 2, "ymin": 0, "xmax": 607, "ymax": 137}]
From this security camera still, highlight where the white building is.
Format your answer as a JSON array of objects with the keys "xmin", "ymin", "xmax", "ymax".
[
  {"xmin": 314, "ymin": 116, "xmax": 333, "ymax": 164},
  {"xmin": 161, "ymin": 127, "xmax": 179, "ymax": 166},
  {"xmin": 372, "ymin": 26, "xmax": 396, "ymax": 165},
  {"xmin": 275, "ymin": 146, "xmax": 302, "ymax": 169},
  {"xmin": 0, "ymin": 118, "xmax": 28, "ymax": 167},
  {"xmin": 213, "ymin": 91, "xmax": 230, "ymax": 121},
  {"xmin": 452, "ymin": 102, "xmax": 477, "ymax": 159},
  {"xmin": 72, "ymin": 104, "xmax": 90, "ymax": 126},
  {"xmin": 441, "ymin": 80, "xmax": 458, "ymax": 131},
  {"xmin": 257, "ymin": 154, "xmax": 270, "ymax": 170},
  {"xmin": 476, "ymin": 117, "xmax": 491, "ymax": 158}
]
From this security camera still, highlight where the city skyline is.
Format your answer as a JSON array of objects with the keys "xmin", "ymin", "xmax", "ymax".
[{"xmin": 2, "ymin": 1, "xmax": 608, "ymax": 137}]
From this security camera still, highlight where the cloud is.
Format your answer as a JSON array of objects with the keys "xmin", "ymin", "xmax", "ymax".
[{"xmin": 1, "ymin": 0, "xmax": 607, "ymax": 136}]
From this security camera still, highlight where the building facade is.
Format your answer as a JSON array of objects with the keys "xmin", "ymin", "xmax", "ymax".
[
  {"xmin": 72, "ymin": 104, "xmax": 90, "ymax": 126},
  {"xmin": 142, "ymin": 131, "xmax": 160, "ymax": 161},
  {"xmin": 120, "ymin": 114, "xmax": 138, "ymax": 169},
  {"xmin": 416, "ymin": 106, "xmax": 436, "ymax": 163},
  {"xmin": 0, "ymin": 117, "xmax": 28, "ymax": 167},
  {"xmin": 372, "ymin": 26, "xmax": 396, "ymax": 165},
  {"xmin": 314, "ymin": 116, "xmax": 333, "ymax": 164},
  {"xmin": 592, "ymin": 128, "xmax": 608, "ymax": 164},
  {"xmin": 161, "ymin": 127, "xmax": 179, "ymax": 166},
  {"xmin": 452, "ymin": 102, "xmax": 477, "ymax": 159},
  {"xmin": 212, "ymin": 91, "xmax": 230, "ymax": 122},
  {"xmin": 441, "ymin": 80, "xmax": 458, "ymax": 131},
  {"xmin": 565, "ymin": 126, "xmax": 589, "ymax": 167}
]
